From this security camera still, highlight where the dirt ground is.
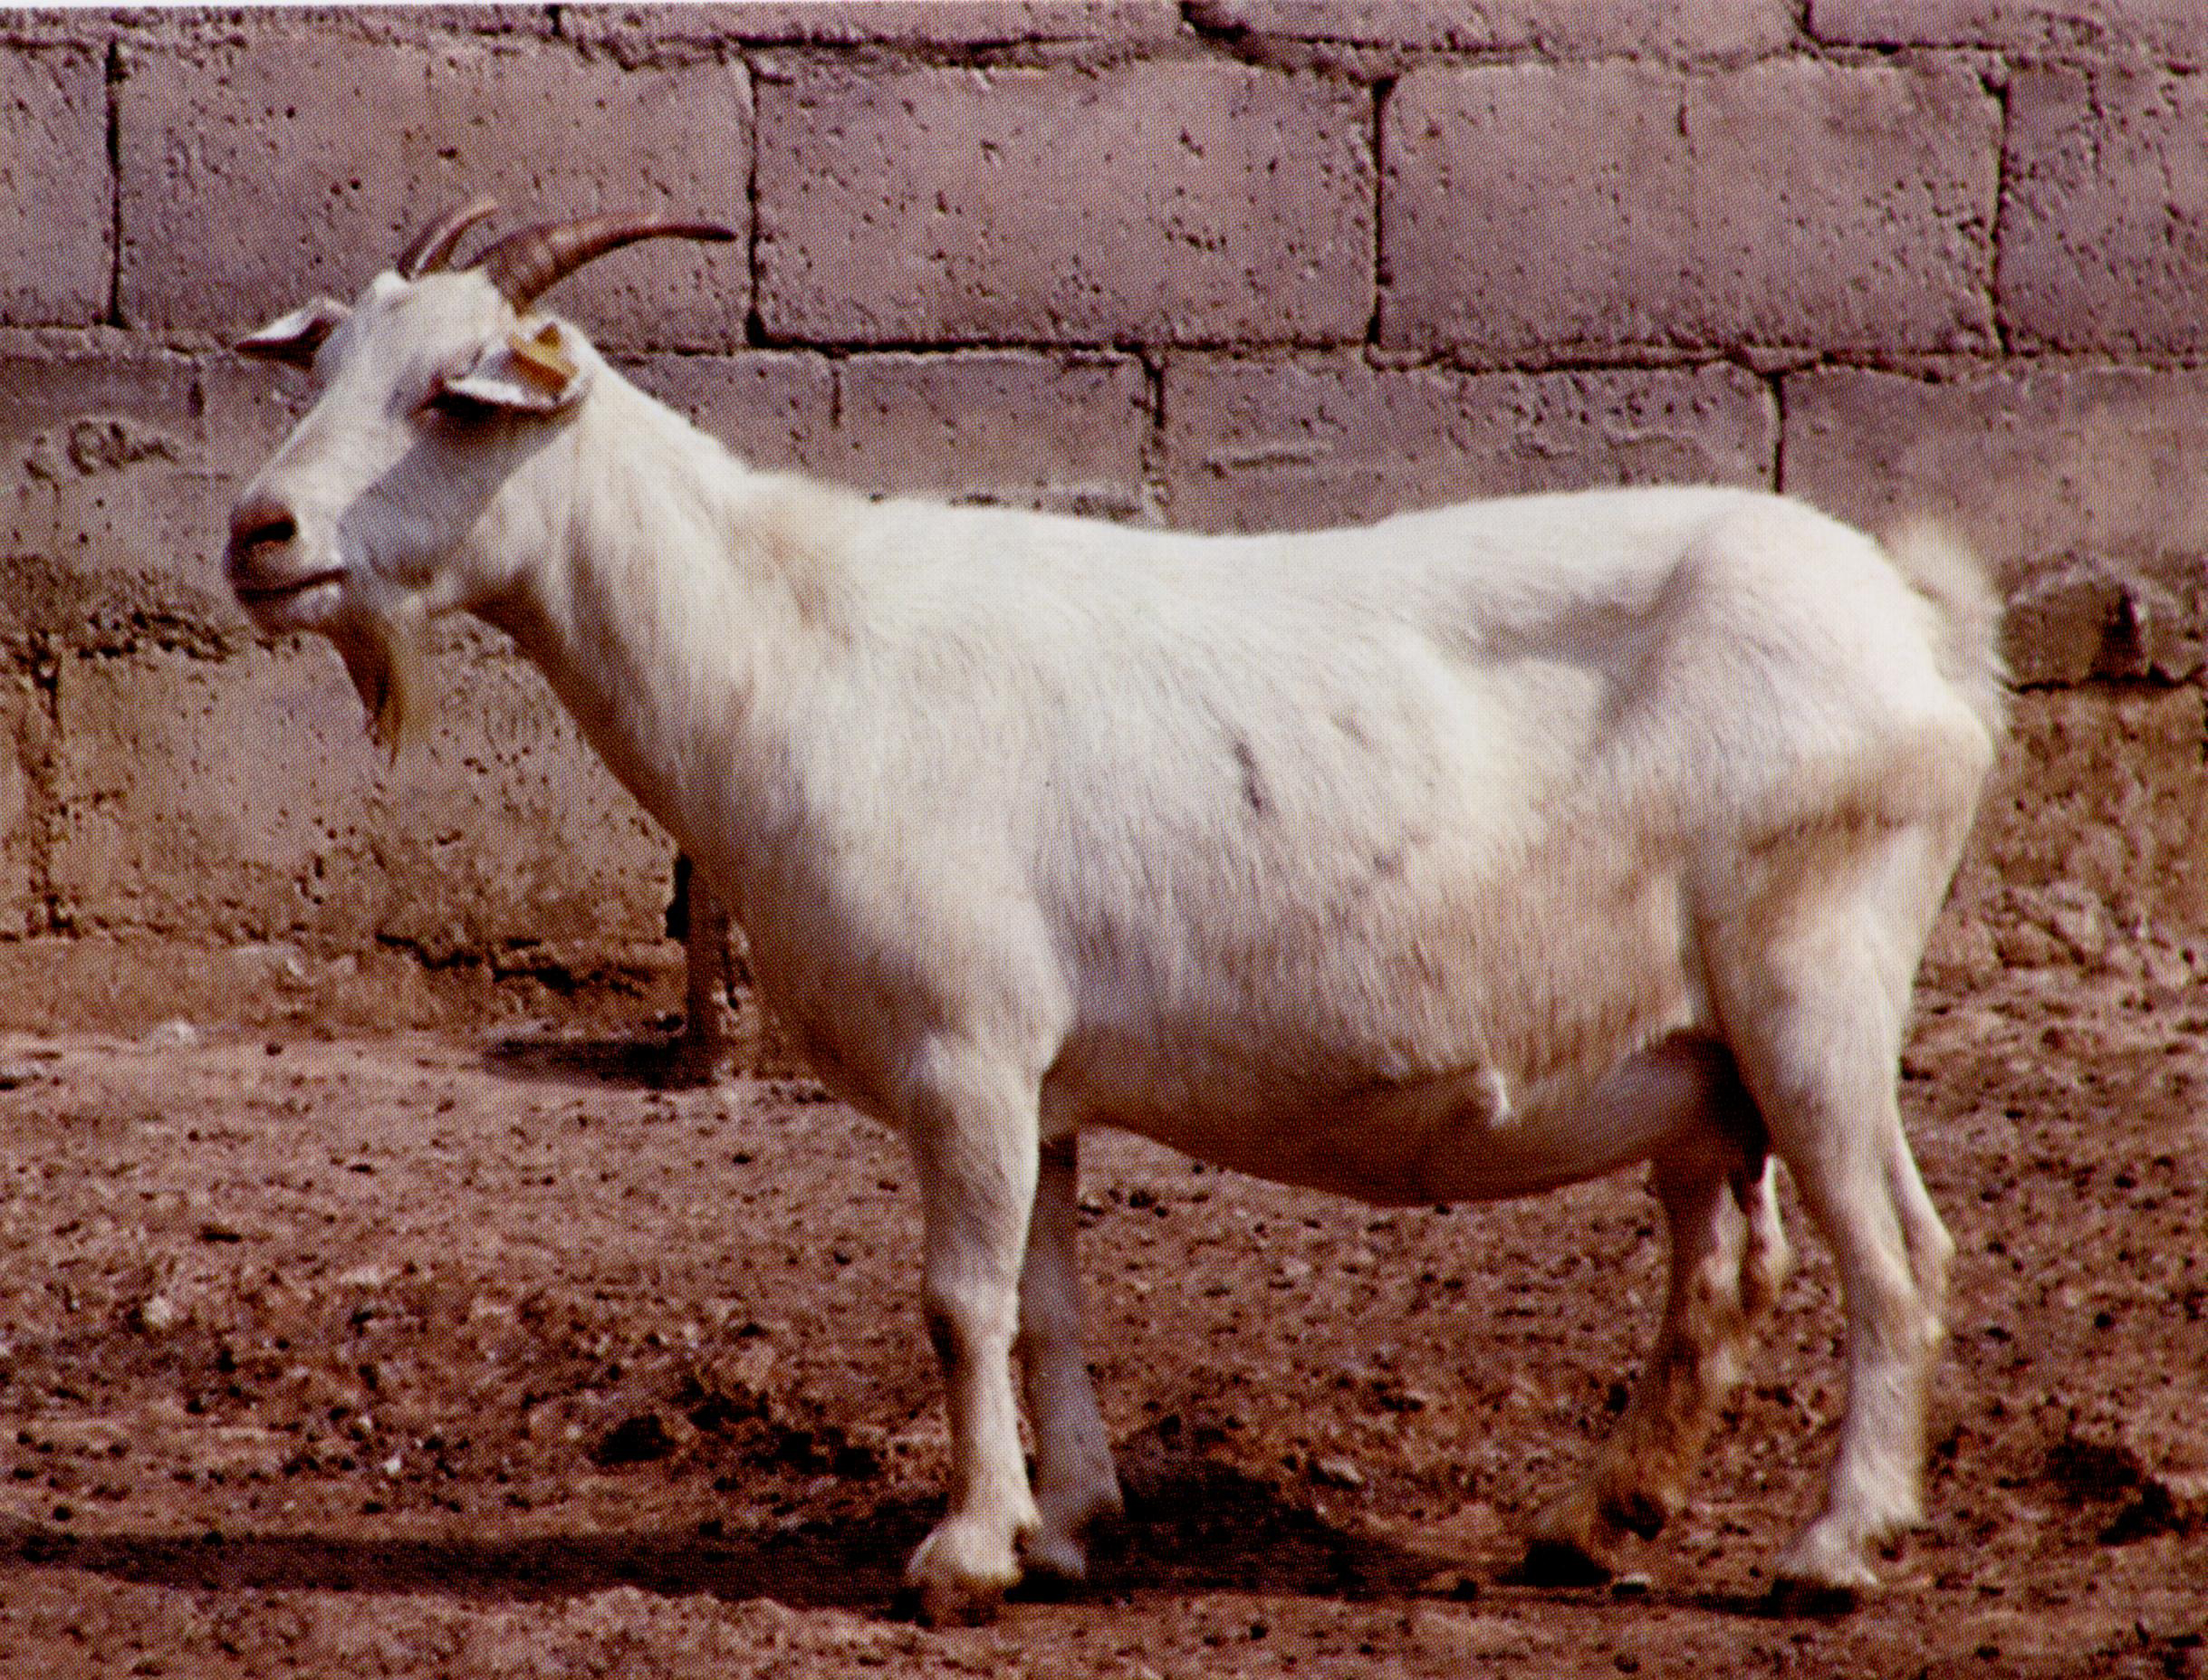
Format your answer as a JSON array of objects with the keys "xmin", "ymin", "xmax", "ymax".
[{"xmin": 0, "ymin": 959, "xmax": 2201, "ymax": 1678}]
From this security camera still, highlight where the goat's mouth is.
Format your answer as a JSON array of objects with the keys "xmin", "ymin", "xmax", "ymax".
[{"xmin": 231, "ymin": 567, "xmax": 345, "ymax": 622}]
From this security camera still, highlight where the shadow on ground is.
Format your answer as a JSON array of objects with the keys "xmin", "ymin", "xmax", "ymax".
[
  {"xmin": 1, "ymin": 1445, "xmax": 1451, "ymax": 1617},
  {"xmin": 479, "ymin": 1032, "xmax": 721, "ymax": 1091},
  {"xmin": 3, "ymin": 1512, "xmax": 917, "ymax": 1612}
]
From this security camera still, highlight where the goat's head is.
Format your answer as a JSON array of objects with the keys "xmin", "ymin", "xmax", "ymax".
[{"xmin": 226, "ymin": 199, "xmax": 736, "ymax": 754}]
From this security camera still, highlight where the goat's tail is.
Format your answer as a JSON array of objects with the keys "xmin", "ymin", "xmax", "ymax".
[{"xmin": 1883, "ymin": 522, "xmax": 2008, "ymax": 743}]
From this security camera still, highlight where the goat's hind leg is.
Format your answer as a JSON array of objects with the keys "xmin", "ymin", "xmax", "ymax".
[
  {"xmin": 1712, "ymin": 722, "xmax": 1980, "ymax": 1600},
  {"xmin": 1722, "ymin": 937, "xmax": 1951, "ymax": 1600},
  {"xmin": 1017, "ymin": 1132, "xmax": 1124, "ymax": 1582},
  {"xmin": 1528, "ymin": 1042, "xmax": 1787, "ymax": 1582}
]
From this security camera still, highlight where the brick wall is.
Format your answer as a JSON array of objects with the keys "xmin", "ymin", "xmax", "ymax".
[{"xmin": 2, "ymin": 3, "xmax": 2203, "ymax": 1029}]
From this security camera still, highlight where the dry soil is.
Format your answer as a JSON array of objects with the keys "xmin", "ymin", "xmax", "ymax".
[{"xmin": 0, "ymin": 962, "xmax": 2201, "ymax": 1677}]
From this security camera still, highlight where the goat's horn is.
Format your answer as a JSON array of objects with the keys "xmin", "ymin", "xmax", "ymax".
[
  {"xmin": 473, "ymin": 212, "xmax": 739, "ymax": 311},
  {"xmin": 396, "ymin": 196, "xmax": 500, "ymax": 279}
]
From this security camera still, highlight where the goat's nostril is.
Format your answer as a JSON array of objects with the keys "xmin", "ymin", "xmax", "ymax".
[{"xmin": 227, "ymin": 502, "xmax": 299, "ymax": 566}]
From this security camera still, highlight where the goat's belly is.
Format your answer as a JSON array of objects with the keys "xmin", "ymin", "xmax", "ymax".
[
  {"xmin": 1054, "ymin": 1022, "xmax": 1704, "ymax": 1207},
  {"xmin": 1051, "ymin": 843, "xmax": 1704, "ymax": 1203}
]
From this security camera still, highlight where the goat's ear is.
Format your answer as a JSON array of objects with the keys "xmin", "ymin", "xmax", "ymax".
[
  {"xmin": 438, "ymin": 321, "xmax": 591, "ymax": 416},
  {"xmin": 236, "ymin": 297, "xmax": 350, "ymax": 366}
]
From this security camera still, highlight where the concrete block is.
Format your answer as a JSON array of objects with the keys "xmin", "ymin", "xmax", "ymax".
[
  {"xmin": 830, "ymin": 352, "xmax": 1151, "ymax": 514},
  {"xmin": 118, "ymin": 30, "xmax": 749, "ymax": 348},
  {"xmin": 112, "ymin": 6, "xmax": 565, "ymax": 49},
  {"xmin": 1782, "ymin": 363, "xmax": 2208, "ymax": 681},
  {"xmin": 0, "ymin": 675, "xmax": 40, "ymax": 930},
  {"xmin": 0, "ymin": 8, "xmax": 112, "ymax": 47},
  {"xmin": 2002, "ymin": 559, "xmax": 2200, "ymax": 686},
  {"xmin": 198, "ymin": 344, "xmax": 324, "ymax": 464},
  {"xmin": 572, "ymin": 2, "xmax": 1185, "ymax": 49},
  {"xmin": 617, "ymin": 349, "xmax": 1149, "ymax": 515},
  {"xmin": 0, "ymin": 344, "xmax": 246, "ymax": 656},
  {"xmin": 50, "ymin": 638, "xmax": 670, "ymax": 954},
  {"xmin": 0, "ymin": 45, "xmax": 110, "ymax": 326},
  {"xmin": 615, "ymin": 351, "xmax": 838, "ymax": 477},
  {"xmin": 1977, "ymin": 686, "xmax": 2208, "ymax": 945},
  {"xmin": 1810, "ymin": 0, "xmax": 2208, "ymax": 59},
  {"xmin": 52, "ymin": 644, "xmax": 384, "ymax": 941},
  {"xmin": 2000, "ymin": 65, "xmax": 2208, "ymax": 357},
  {"xmin": 1934, "ymin": 686, "xmax": 2208, "ymax": 977},
  {"xmin": 1381, "ymin": 59, "xmax": 1999, "ymax": 359},
  {"xmin": 370, "ymin": 641, "xmax": 674, "ymax": 965},
  {"xmin": 1161, "ymin": 355, "xmax": 1774, "ymax": 533},
  {"xmin": 1186, "ymin": 0, "xmax": 1798, "ymax": 57},
  {"xmin": 756, "ymin": 61, "xmax": 1372, "ymax": 346}
]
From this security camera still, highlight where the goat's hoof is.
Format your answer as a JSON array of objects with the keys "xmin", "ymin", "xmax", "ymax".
[
  {"xmin": 1771, "ymin": 1519, "xmax": 1882, "ymax": 1608},
  {"xmin": 1022, "ymin": 1525, "xmax": 1092, "ymax": 1585},
  {"xmin": 907, "ymin": 1516, "xmax": 1027, "ymax": 1626},
  {"xmin": 1522, "ymin": 1489, "xmax": 1638, "ymax": 1587},
  {"xmin": 1022, "ymin": 1476, "xmax": 1123, "ymax": 1585},
  {"xmin": 905, "ymin": 1545, "xmax": 1014, "ymax": 1629},
  {"xmin": 1516, "ymin": 1537, "xmax": 1616, "ymax": 1589}
]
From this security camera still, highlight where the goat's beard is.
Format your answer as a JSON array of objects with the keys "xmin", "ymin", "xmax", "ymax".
[{"xmin": 331, "ymin": 603, "xmax": 430, "ymax": 763}]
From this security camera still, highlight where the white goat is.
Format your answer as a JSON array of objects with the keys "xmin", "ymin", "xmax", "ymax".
[{"xmin": 227, "ymin": 203, "xmax": 2004, "ymax": 1618}]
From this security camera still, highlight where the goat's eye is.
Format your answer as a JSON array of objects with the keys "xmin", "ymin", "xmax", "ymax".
[{"xmin": 417, "ymin": 377, "xmax": 497, "ymax": 428}]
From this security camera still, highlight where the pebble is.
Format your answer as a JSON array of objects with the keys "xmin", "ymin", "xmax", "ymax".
[
  {"xmin": 133, "ymin": 1294, "xmax": 186, "ymax": 1334},
  {"xmin": 1311, "ymin": 1454, "xmax": 1365, "ymax": 1490}
]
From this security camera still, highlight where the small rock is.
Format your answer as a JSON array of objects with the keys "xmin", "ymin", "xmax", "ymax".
[
  {"xmin": 230, "ymin": 941, "xmax": 310, "ymax": 982},
  {"xmin": 2004, "ymin": 558, "xmax": 2194, "ymax": 686},
  {"xmin": 2040, "ymin": 882, "xmax": 2113, "ymax": 966},
  {"xmin": 130, "ymin": 1294, "xmax": 186, "ymax": 1334},
  {"xmin": 1311, "ymin": 1454, "xmax": 1365, "ymax": 1490},
  {"xmin": 1420, "ymin": 1568, "xmax": 1481, "ymax": 1600},
  {"xmin": 146, "ymin": 1020, "xmax": 202, "ymax": 1049},
  {"xmin": 682, "ymin": 1341, "xmax": 777, "ymax": 1431}
]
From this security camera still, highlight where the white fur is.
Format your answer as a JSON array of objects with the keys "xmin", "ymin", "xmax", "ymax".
[{"xmin": 230, "ymin": 259, "xmax": 2003, "ymax": 1617}]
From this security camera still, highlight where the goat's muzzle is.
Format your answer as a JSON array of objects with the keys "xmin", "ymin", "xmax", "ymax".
[{"xmin": 226, "ymin": 497, "xmax": 336, "ymax": 620}]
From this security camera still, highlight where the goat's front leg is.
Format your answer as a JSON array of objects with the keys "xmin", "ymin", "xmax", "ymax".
[
  {"xmin": 669, "ymin": 856, "xmax": 731, "ymax": 1077},
  {"xmin": 901, "ymin": 1042, "xmax": 1043, "ymax": 1621},
  {"xmin": 1018, "ymin": 1132, "xmax": 1122, "ymax": 1581}
]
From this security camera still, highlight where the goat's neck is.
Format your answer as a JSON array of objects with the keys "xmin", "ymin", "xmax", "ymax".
[{"xmin": 475, "ymin": 370, "xmax": 854, "ymax": 896}]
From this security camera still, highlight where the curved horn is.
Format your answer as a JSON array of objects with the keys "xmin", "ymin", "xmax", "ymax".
[
  {"xmin": 396, "ymin": 196, "xmax": 500, "ymax": 279},
  {"xmin": 473, "ymin": 212, "xmax": 740, "ymax": 311}
]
